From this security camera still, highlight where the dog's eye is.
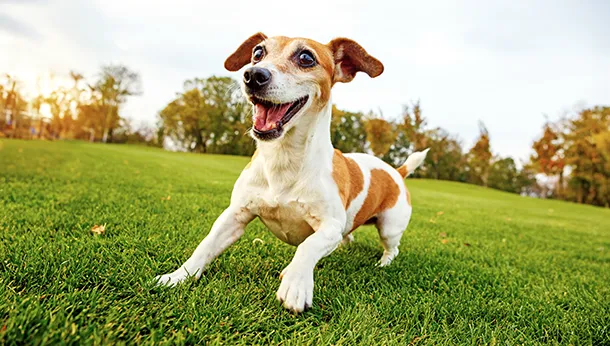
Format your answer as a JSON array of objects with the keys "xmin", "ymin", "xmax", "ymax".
[
  {"xmin": 252, "ymin": 46, "xmax": 265, "ymax": 63},
  {"xmin": 298, "ymin": 50, "xmax": 316, "ymax": 67}
]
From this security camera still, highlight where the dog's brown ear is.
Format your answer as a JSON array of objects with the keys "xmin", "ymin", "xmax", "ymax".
[
  {"xmin": 224, "ymin": 32, "xmax": 268, "ymax": 71},
  {"xmin": 327, "ymin": 38, "xmax": 384, "ymax": 83}
]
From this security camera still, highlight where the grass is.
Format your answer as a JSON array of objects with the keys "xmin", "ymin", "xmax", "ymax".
[{"xmin": 0, "ymin": 139, "xmax": 608, "ymax": 345}]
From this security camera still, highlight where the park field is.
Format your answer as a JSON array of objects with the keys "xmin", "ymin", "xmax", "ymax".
[{"xmin": 0, "ymin": 139, "xmax": 608, "ymax": 345}]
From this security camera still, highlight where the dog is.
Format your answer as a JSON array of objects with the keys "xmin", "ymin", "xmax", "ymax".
[{"xmin": 156, "ymin": 33, "xmax": 429, "ymax": 313}]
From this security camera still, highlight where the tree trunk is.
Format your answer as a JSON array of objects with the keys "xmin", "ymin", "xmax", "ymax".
[
  {"xmin": 38, "ymin": 118, "xmax": 44, "ymax": 139},
  {"xmin": 557, "ymin": 172, "xmax": 564, "ymax": 198}
]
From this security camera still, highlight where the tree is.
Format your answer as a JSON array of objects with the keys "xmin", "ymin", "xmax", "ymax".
[
  {"xmin": 563, "ymin": 106, "xmax": 610, "ymax": 207},
  {"xmin": 45, "ymin": 88, "xmax": 72, "ymax": 139},
  {"xmin": 0, "ymin": 74, "xmax": 28, "ymax": 138},
  {"xmin": 488, "ymin": 157, "xmax": 521, "ymax": 193},
  {"xmin": 95, "ymin": 65, "xmax": 142, "ymax": 143},
  {"xmin": 530, "ymin": 122, "xmax": 565, "ymax": 197},
  {"xmin": 364, "ymin": 115, "xmax": 396, "ymax": 158},
  {"xmin": 382, "ymin": 104, "xmax": 420, "ymax": 167},
  {"xmin": 422, "ymin": 128, "xmax": 466, "ymax": 181},
  {"xmin": 467, "ymin": 121, "xmax": 493, "ymax": 186},
  {"xmin": 402, "ymin": 101, "xmax": 428, "ymax": 151},
  {"xmin": 330, "ymin": 105, "xmax": 367, "ymax": 153},
  {"xmin": 159, "ymin": 76, "xmax": 253, "ymax": 155}
]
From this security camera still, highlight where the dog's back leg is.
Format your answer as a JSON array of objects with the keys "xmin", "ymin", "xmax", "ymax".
[{"xmin": 375, "ymin": 200, "xmax": 412, "ymax": 267}]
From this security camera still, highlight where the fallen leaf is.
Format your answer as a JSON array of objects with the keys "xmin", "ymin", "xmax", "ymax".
[
  {"xmin": 91, "ymin": 224, "xmax": 106, "ymax": 235},
  {"xmin": 161, "ymin": 195, "xmax": 171, "ymax": 201},
  {"xmin": 441, "ymin": 239, "xmax": 449, "ymax": 244},
  {"xmin": 436, "ymin": 211, "xmax": 444, "ymax": 216},
  {"xmin": 439, "ymin": 232, "xmax": 447, "ymax": 238},
  {"xmin": 429, "ymin": 219, "xmax": 436, "ymax": 224},
  {"xmin": 1, "ymin": 325, "xmax": 6, "ymax": 333},
  {"xmin": 408, "ymin": 334, "xmax": 428, "ymax": 345},
  {"xmin": 463, "ymin": 243, "xmax": 471, "ymax": 247}
]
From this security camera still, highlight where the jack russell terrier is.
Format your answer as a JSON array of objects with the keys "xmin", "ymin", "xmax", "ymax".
[{"xmin": 156, "ymin": 33, "xmax": 429, "ymax": 313}]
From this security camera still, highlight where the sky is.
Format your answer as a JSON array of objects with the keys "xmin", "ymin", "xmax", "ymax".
[{"xmin": 1, "ymin": 0, "xmax": 609, "ymax": 162}]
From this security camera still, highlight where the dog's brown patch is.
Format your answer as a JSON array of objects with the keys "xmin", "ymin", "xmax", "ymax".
[
  {"xmin": 261, "ymin": 37, "xmax": 334, "ymax": 108},
  {"xmin": 352, "ymin": 169, "xmax": 400, "ymax": 230},
  {"xmin": 332, "ymin": 150, "xmax": 364, "ymax": 209},
  {"xmin": 224, "ymin": 32, "xmax": 267, "ymax": 71},
  {"xmin": 397, "ymin": 164, "xmax": 408, "ymax": 178},
  {"xmin": 327, "ymin": 37, "xmax": 384, "ymax": 84}
]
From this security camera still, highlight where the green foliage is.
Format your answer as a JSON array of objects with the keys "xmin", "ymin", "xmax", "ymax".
[
  {"xmin": 529, "ymin": 106, "xmax": 610, "ymax": 207},
  {"xmin": 563, "ymin": 106, "xmax": 610, "ymax": 207},
  {"xmin": 159, "ymin": 76, "xmax": 254, "ymax": 155},
  {"xmin": 330, "ymin": 105, "xmax": 367, "ymax": 153},
  {"xmin": 488, "ymin": 157, "xmax": 521, "ymax": 193},
  {"xmin": 1, "ymin": 140, "xmax": 609, "ymax": 344},
  {"xmin": 364, "ymin": 116, "xmax": 396, "ymax": 158},
  {"xmin": 466, "ymin": 122, "xmax": 493, "ymax": 187},
  {"xmin": 421, "ymin": 128, "xmax": 466, "ymax": 181},
  {"xmin": 4, "ymin": 68, "xmax": 608, "ymax": 206}
]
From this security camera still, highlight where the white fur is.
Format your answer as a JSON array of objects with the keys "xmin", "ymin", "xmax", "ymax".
[
  {"xmin": 404, "ymin": 148, "xmax": 429, "ymax": 176},
  {"xmin": 155, "ymin": 42, "xmax": 428, "ymax": 313}
]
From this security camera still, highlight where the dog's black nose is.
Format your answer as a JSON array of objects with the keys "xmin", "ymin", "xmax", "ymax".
[{"xmin": 244, "ymin": 67, "xmax": 271, "ymax": 91}]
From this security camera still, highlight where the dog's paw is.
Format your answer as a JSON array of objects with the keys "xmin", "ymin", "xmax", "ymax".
[
  {"xmin": 276, "ymin": 264, "xmax": 314, "ymax": 313},
  {"xmin": 376, "ymin": 249, "xmax": 399, "ymax": 267},
  {"xmin": 341, "ymin": 233, "xmax": 354, "ymax": 246},
  {"xmin": 154, "ymin": 267, "xmax": 199, "ymax": 287}
]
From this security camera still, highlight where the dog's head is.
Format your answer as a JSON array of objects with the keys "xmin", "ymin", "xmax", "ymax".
[{"xmin": 225, "ymin": 33, "xmax": 384, "ymax": 141}]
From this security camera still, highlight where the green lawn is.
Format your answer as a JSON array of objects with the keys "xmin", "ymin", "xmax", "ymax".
[{"xmin": 0, "ymin": 139, "xmax": 608, "ymax": 345}]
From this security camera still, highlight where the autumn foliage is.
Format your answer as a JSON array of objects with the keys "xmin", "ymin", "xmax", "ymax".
[{"xmin": 2, "ymin": 72, "xmax": 608, "ymax": 207}]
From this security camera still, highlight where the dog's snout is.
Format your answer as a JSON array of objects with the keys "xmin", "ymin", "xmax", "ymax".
[{"xmin": 244, "ymin": 67, "xmax": 271, "ymax": 91}]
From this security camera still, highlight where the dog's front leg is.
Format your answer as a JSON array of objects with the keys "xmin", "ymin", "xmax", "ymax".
[
  {"xmin": 276, "ymin": 219, "xmax": 343, "ymax": 312},
  {"xmin": 156, "ymin": 206, "xmax": 254, "ymax": 286}
]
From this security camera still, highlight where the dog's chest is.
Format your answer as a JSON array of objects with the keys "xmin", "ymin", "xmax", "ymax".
[{"xmin": 248, "ymin": 195, "xmax": 319, "ymax": 246}]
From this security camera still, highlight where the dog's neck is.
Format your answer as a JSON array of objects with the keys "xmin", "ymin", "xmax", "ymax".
[{"xmin": 256, "ymin": 101, "xmax": 334, "ymax": 189}]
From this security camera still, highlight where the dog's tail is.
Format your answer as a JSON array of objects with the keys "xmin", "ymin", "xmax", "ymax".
[{"xmin": 396, "ymin": 148, "xmax": 429, "ymax": 178}]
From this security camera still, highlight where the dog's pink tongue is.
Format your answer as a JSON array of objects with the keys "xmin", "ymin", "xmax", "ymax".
[{"xmin": 254, "ymin": 103, "xmax": 292, "ymax": 131}]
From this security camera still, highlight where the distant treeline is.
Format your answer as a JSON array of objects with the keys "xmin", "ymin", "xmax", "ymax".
[{"xmin": 1, "ymin": 68, "xmax": 608, "ymax": 207}]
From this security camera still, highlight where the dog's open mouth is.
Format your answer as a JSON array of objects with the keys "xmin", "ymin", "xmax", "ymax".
[{"xmin": 251, "ymin": 95, "xmax": 309, "ymax": 140}]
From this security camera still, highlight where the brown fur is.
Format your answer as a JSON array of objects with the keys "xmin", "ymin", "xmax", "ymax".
[
  {"xmin": 258, "ymin": 37, "xmax": 334, "ymax": 109},
  {"xmin": 332, "ymin": 150, "xmax": 364, "ymax": 209},
  {"xmin": 351, "ymin": 169, "xmax": 400, "ymax": 231},
  {"xmin": 327, "ymin": 38, "xmax": 384, "ymax": 84},
  {"xmin": 224, "ymin": 32, "xmax": 268, "ymax": 72},
  {"xmin": 224, "ymin": 34, "xmax": 383, "ymax": 110},
  {"xmin": 396, "ymin": 164, "xmax": 408, "ymax": 178}
]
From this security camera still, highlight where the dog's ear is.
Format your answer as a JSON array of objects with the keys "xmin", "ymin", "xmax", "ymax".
[
  {"xmin": 224, "ymin": 32, "xmax": 268, "ymax": 72},
  {"xmin": 327, "ymin": 38, "xmax": 384, "ymax": 83}
]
